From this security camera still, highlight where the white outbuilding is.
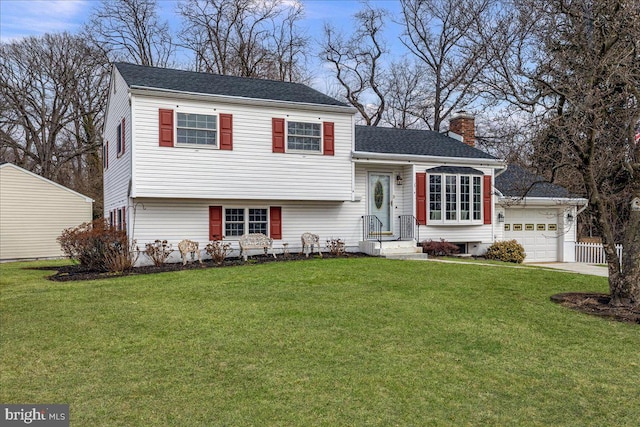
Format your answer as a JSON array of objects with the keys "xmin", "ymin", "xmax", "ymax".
[{"xmin": 0, "ymin": 162, "xmax": 93, "ymax": 261}]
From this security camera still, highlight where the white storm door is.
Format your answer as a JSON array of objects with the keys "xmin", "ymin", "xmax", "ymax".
[{"xmin": 368, "ymin": 173, "xmax": 392, "ymax": 233}]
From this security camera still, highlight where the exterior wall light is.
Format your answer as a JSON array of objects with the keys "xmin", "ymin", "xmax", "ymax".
[
  {"xmin": 497, "ymin": 212, "xmax": 505, "ymax": 223},
  {"xmin": 396, "ymin": 175, "xmax": 403, "ymax": 186},
  {"xmin": 567, "ymin": 212, "xmax": 574, "ymax": 223}
]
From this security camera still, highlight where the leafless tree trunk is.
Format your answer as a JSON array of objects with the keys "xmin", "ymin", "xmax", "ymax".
[
  {"xmin": 399, "ymin": 0, "xmax": 493, "ymax": 131},
  {"xmin": 178, "ymin": 0, "xmax": 308, "ymax": 81},
  {"xmin": 486, "ymin": 0, "xmax": 640, "ymax": 308},
  {"xmin": 320, "ymin": 4, "xmax": 388, "ymax": 126},
  {"xmin": 0, "ymin": 33, "xmax": 109, "ymax": 216},
  {"xmin": 85, "ymin": 0, "xmax": 174, "ymax": 67}
]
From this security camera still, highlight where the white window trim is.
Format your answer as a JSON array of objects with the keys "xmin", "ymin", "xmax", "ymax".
[
  {"xmin": 175, "ymin": 111, "xmax": 220, "ymax": 150},
  {"xmin": 427, "ymin": 173, "xmax": 484, "ymax": 225},
  {"xmin": 285, "ymin": 119, "xmax": 323, "ymax": 154},
  {"xmin": 223, "ymin": 206, "xmax": 270, "ymax": 239}
]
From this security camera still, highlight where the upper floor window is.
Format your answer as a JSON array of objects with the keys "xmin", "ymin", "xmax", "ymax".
[
  {"xmin": 177, "ymin": 112, "xmax": 217, "ymax": 146},
  {"xmin": 428, "ymin": 171, "xmax": 483, "ymax": 224},
  {"xmin": 287, "ymin": 121, "xmax": 321, "ymax": 152}
]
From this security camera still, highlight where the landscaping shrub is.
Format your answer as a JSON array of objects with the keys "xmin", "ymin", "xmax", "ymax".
[
  {"xmin": 326, "ymin": 238, "xmax": 345, "ymax": 256},
  {"xmin": 145, "ymin": 240, "xmax": 173, "ymax": 266},
  {"xmin": 421, "ymin": 239, "xmax": 460, "ymax": 256},
  {"xmin": 57, "ymin": 219, "xmax": 135, "ymax": 272},
  {"xmin": 484, "ymin": 239, "xmax": 526, "ymax": 263},
  {"xmin": 205, "ymin": 239, "xmax": 233, "ymax": 265}
]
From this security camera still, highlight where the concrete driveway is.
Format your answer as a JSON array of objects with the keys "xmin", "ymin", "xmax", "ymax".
[{"xmin": 528, "ymin": 262, "xmax": 608, "ymax": 277}]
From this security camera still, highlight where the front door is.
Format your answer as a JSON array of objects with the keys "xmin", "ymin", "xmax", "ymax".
[{"xmin": 368, "ymin": 173, "xmax": 392, "ymax": 234}]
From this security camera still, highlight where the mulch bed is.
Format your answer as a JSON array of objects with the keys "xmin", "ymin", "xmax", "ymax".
[
  {"xmin": 35, "ymin": 252, "xmax": 369, "ymax": 282},
  {"xmin": 550, "ymin": 293, "xmax": 640, "ymax": 324}
]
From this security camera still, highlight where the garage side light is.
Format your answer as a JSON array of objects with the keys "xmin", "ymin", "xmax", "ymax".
[{"xmin": 497, "ymin": 212, "xmax": 505, "ymax": 223}]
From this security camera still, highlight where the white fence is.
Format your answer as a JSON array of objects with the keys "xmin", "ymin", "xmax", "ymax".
[{"xmin": 575, "ymin": 242, "xmax": 623, "ymax": 265}]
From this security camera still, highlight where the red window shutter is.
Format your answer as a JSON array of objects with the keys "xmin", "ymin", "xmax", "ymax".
[
  {"xmin": 269, "ymin": 206, "xmax": 282, "ymax": 240},
  {"xmin": 272, "ymin": 118, "xmax": 285, "ymax": 153},
  {"xmin": 121, "ymin": 118, "xmax": 126, "ymax": 155},
  {"xmin": 209, "ymin": 206, "xmax": 223, "ymax": 240},
  {"xmin": 122, "ymin": 206, "xmax": 126, "ymax": 231},
  {"xmin": 416, "ymin": 172, "xmax": 427, "ymax": 225},
  {"xmin": 219, "ymin": 113, "xmax": 233, "ymax": 150},
  {"xmin": 159, "ymin": 109, "xmax": 174, "ymax": 147},
  {"xmin": 323, "ymin": 122, "xmax": 334, "ymax": 156},
  {"xmin": 483, "ymin": 175, "xmax": 492, "ymax": 224}
]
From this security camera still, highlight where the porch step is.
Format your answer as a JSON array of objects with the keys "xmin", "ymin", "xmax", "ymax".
[{"xmin": 359, "ymin": 240, "xmax": 422, "ymax": 257}]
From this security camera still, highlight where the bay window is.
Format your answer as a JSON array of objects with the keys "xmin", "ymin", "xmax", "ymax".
[{"xmin": 427, "ymin": 169, "xmax": 484, "ymax": 224}]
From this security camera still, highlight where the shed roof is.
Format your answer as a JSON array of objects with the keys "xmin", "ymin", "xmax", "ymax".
[{"xmin": 114, "ymin": 62, "xmax": 348, "ymax": 107}]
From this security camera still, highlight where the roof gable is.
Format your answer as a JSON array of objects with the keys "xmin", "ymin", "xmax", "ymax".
[
  {"xmin": 0, "ymin": 163, "xmax": 94, "ymax": 202},
  {"xmin": 354, "ymin": 125, "xmax": 497, "ymax": 160},
  {"xmin": 114, "ymin": 62, "xmax": 348, "ymax": 107}
]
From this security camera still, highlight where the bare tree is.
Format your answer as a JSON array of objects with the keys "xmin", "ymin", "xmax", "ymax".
[
  {"xmin": 320, "ymin": 4, "xmax": 388, "ymax": 126},
  {"xmin": 178, "ymin": 0, "xmax": 309, "ymax": 81},
  {"xmin": 399, "ymin": 0, "xmax": 494, "ymax": 131},
  {"xmin": 0, "ymin": 33, "xmax": 109, "ymax": 215},
  {"xmin": 85, "ymin": 0, "xmax": 174, "ymax": 67},
  {"xmin": 488, "ymin": 0, "xmax": 640, "ymax": 307},
  {"xmin": 383, "ymin": 59, "xmax": 424, "ymax": 129}
]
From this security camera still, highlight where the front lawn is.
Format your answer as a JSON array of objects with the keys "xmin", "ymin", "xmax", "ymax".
[{"xmin": 1, "ymin": 258, "xmax": 638, "ymax": 426}]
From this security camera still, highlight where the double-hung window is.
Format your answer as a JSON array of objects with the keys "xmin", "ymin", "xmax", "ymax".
[
  {"xmin": 427, "ymin": 167, "xmax": 484, "ymax": 224},
  {"xmin": 177, "ymin": 112, "xmax": 217, "ymax": 146},
  {"xmin": 224, "ymin": 208, "xmax": 268, "ymax": 237},
  {"xmin": 287, "ymin": 121, "xmax": 321, "ymax": 152}
]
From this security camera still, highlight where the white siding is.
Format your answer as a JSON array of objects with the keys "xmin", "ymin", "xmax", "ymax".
[
  {"xmin": 354, "ymin": 164, "xmax": 409, "ymax": 237},
  {"xmin": 131, "ymin": 197, "xmax": 365, "ymax": 265},
  {"xmin": 103, "ymin": 69, "xmax": 132, "ymax": 222},
  {"xmin": 130, "ymin": 94, "xmax": 354, "ymax": 201},
  {"xmin": 0, "ymin": 164, "xmax": 92, "ymax": 260}
]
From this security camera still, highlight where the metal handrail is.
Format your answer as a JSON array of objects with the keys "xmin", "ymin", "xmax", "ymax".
[
  {"xmin": 398, "ymin": 214, "xmax": 420, "ymax": 242},
  {"xmin": 362, "ymin": 215, "xmax": 383, "ymax": 247}
]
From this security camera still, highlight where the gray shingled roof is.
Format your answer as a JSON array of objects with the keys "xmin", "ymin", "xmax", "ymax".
[
  {"xmin": 426, "ymin": 166, "xmax": 483, "ymax": 175},
  {"xmin": 114, "ymin": 63, "xmax": 348, "ymax": 107},
  {"xmin": 495, "ymin": 164, "xmax": 572, "ymax": 198},
  {"xmin": 355, "ymin": 125, "xmax": 497, "ymax": 160}
]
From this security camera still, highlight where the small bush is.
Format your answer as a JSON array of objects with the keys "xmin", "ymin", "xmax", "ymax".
[
  {"xmin": 104, "ymin": 239, "xmax": 138, "ymax": 273},
  {"xmin": 205, "ymin": 238, "xmax": 233, "ymax": 265},
  {"xmin": 326, "ymin": 238, "xmax": 345, "ymax": 256},
  {"xmin": 145, "ymin": 240, "xmax": 173, "ymax": 266},
  {"xmin": 421, "ymin": 239, "xmax": 460, "ymax": 256},
  {"xmin": 485, "ymin": 240, "xmax": 526, "ymax": 263},
  {"xmin": 58, "ymin": 219, "xmax": 133, "ymax": 272}
]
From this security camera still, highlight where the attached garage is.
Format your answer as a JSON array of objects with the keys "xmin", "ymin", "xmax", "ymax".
[
  {"xmin": 495, "ymin": 165, "xmax": 587, "ymax": 263},
  {"xmin": 0, "ymin": 162, "xmax": 93, "ymax": 261},
  {"xmin": 504, "ymin": 207, "xmax": 561, "ymax": 262}
]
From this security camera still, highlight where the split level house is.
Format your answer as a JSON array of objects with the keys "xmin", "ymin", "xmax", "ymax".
[{"xmin": 103, "ymin": 63, "xmax": 586, "ymax": 264}]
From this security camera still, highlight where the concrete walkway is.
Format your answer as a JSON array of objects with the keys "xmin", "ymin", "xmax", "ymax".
[
  {"xmin": 392, "ymin": 256, "xmax": 610, "ymax": 277},
  {"xmin": 527, "ymin": 262, "xmax": 609, "ymax": 277}
]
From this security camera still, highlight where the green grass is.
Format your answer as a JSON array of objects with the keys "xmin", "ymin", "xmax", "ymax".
[{"xmin": 1, "ymin": 258, "xmax": 638, "ymax": 426}]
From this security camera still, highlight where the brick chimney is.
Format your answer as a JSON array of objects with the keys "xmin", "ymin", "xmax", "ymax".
[{"xmin": 449, "ymin": 111, "xmax": 475, "ymax": 147}]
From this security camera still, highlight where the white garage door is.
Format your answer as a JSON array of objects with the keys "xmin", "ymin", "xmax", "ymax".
[{"xmin": 504, "ymin": 208, "xmax": 560, "ymax": 262}]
